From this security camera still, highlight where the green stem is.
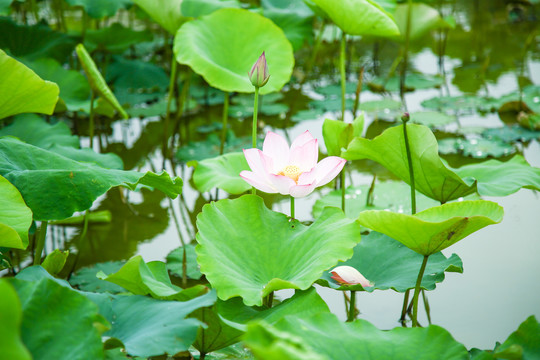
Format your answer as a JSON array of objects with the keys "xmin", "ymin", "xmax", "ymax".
[
  {"xmin": 352, "ymin": 66, "xmax": 364, "ymax": 117},
  {"xmin": 399, "ymin": 0, "xmax": 413, "ymax": 105},
  {"xmin": 422, "ymin": 289, "xmax": 432, "ymax": 325},
  {"xmin": 220, "ymin": 92, "xmax": 229, "ymax": 155},
  {"xmin": 303, "ymin": 21, "xmax": 326, "ymax": 83},
  {"xmin": 251, "ymin": 86, "xmax": 260, "ymax": 195},
  {"xmin": 402, "ymin": 120, "xmax": 416, "ymax": 214},
  {"xmin": 400, "ymin": 289, "xmax": 410, "ymax": 327},
  {"xmin": 347, "ymin": 290, "xmax": 356, "ymax": 322},
  {"xmin": 89, "ymin": 91, "xmax": 95, "ymax": 149},
  {"xmin": 164, "ymin": 55, "xmax": 178, "ymax": 164},
  {"xmin": 340, "ymin": 31, "xmax": 347, "ymax": 121},
  {"xmin": 290, "ymin": 196, "xmax": 295, "ymax": 219},
  {"xmin": 412, "ymin": 255, "xmax": 429, "ymax": 327},
  {"xmin": 340, "ymin": 169, "xmax": 346, "ymax": 213},
  {"xmin": 168, "ymin": 198, "xmax": 187, "ymax": 287},
  {"xmin": 33, "ymin": 221, "xmax": 48, "ymax": 266}
]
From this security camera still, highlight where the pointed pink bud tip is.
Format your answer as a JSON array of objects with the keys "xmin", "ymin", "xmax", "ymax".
[
  {"xmin": 248, "ymin": 51, "xmax": 270, "ymax": 88},
  {"xmin": 330, "ymin": 266, "xmax": 373, "ymax": 287}
]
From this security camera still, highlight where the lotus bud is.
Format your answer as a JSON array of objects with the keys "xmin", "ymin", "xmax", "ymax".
[
  {"xmin": 330, "ymin": 266, "xmax": 373, "ymax": 287},
  {"xmin": 401, "ymin": 112, "xmax": 410, "ymax": 123},
  {"xmin": 248, "ymin": 51, "xmax": 270, "ymax": 88}
]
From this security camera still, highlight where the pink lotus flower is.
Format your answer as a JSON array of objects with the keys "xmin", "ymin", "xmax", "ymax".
[
  {"xmin": 248, "ymin": 51, "xmax": 270, "ymax": 88},
  {"xmin": 240, "ymin": 131, "xmax": 346, "ymax": 198},
  {"xmin": 330, "ymin": 266, "xmax": 373, "ymax": 287}
]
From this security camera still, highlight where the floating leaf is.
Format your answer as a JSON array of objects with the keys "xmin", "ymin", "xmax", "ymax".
[
  {"xmin": 64, "ymin": 0, "xmax": 132, "ymax": 18},
  {"xmin": 314, "ymin": 82, "xmax": 358, "ymax": 97},
  {"xmin": 370, "ymin": 74, "xmax": 444, "ymax": 92},
  {"xmin": 196, "ymin": 195, "xmax": 361, "ymax": 306},
  {"xmin": 75, "ymin": 44, "xmax": 128, "ymax": 119},
  {"xmin": 483, "ymin": 125, "xmax": 540, "ymax": 143},
  {"xmin": 10, "ymin": 277, "xmax": 106, "ymax": 360},
  {"xmin": 0, "ymin": 114, "xmax": 77, "ymax": 148},
  {"xmin": 452, "ymin": 155, "xmax": 540, "ymax": 197},
  {"xmin": 343, "ymin": 124, "xmax": 477, "ymax": 203},
  {"xmin": 438, "ymin": 137, "xmax": 516, "ymax": 158},
  {"xmin": 97, "ymin": 255, "xmax": 207, "ymax": 301},
  {"xmin": 174, "ymin": 8, "xmax": 294, "ymax": 94},
  {"xmin": 317, "ymin": 232, "xmax": 463, "ymax": 292},
  {"xmin": 193, "ymin": 152, "xmax": 250, "ymax": 194},
  {"xmin": 132, "ymin": 0, "xmax": 188, "ymax": 34},
  {"xmin": 410, "ymin": 111, "xmax": 456, "ymax": 128},
  {"xmin": 0, "ymin": 49, "xmax": 59, "ymax": 120},
  {"xmin": 70, "ymin": 262, "xmax": 126, "ymax": 293},
  {"xmin": 0, "ymin": 175, "xmax": 32, "ymax": 249},
  {"xmin": 166, "ymin": 244, "xmax": 202, "ymax": 280},
  {"xmin": 357, "ymin": 200, "xmax": 504, "ymax": 255},
  {"xmin": 0, "ymin": 137, "xmax": 182, "ymax": 220},
  {"xmin": 176, "ymin": 132, "xmax": 251, "ymax": 163},
  {"xmin": 310, "ymin": 0, "xmax": 399, "ymax": 37},
  {"xmin": 357, "ymin": 99, "xmax": 402, "ymax": 113},
  {"xmin": 312, "ymin": 182, "xmax": 439, "ymax": 219},
  {"xmin": 421, "ymin": 95, "xmax": 495, "ymax": 113},
  {"xmin": 0, "ymin": 279, "xmax": 31, "ymax": 360},
  {"xmin": 244, "ymin": 313, "xmax": 468, "ymax": 360}
]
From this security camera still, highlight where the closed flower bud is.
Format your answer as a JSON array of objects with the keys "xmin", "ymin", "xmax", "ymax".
[{"xmin": 248, "ymin": 51, "xmax": 270, "ymax": 88}]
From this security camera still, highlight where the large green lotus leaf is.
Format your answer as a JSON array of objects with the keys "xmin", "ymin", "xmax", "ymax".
[
  {"xmin": 218, "ymin": 287, "xmax": 330, "ymax": 332},
  {"xmin": 193, "ymin": 152, "xmax": 251, "ymax": 194},
  {"xmin": 0, "ymin": 175, "xmax": 32, "ymax": 249},
  {"xmin": 0, "ymin": 18, "xmax": 76, "ymax": 62},
  {"xmin": 312, "ymin": 182, "xmax": 439, "ymax": 220},
  {"xmin": 0, "ymin": 114, "xmax": 78, "ymax": 148},
  {"xmin": 0, "ymin": 137, "xmax": 182, "ymax": 220},
  {"xmin": 107, "ymin": 57, "xmax": 169, "ymax": 92},
  {"xmin": 181, "ymin": 0, "xmax": 241, "ymax": 18},
  {"xmin": 75, "ymin": 44, "xmax": 128, "ymax": 119},
  {"xmin": 496, "ymin": 316, "xmax": 540, "ymax": 360},
  {"xmin": 0, "ymin": 50, "xmax": 59, "ymax": 120},
  {"xmin": 452, "ymin": 155, "xmax": 540, "ymax": 197},
  {"xmin": 0, "ymin": 0, "xmax": 13, "ymax": 15},
  {"xmin": 105, "ymin": 291, "xmax": 216, "ymax": 357},
  {"xmin": 97, "ymin": 255, "xmax": 208, "ymax": 301},
  {"xmin": 48, "ymin": 145, "xmax": 124, "ymax": 169},
  {"xmin": 196, "ymin": 195, "xmax": 361, "ymax": 306},
  {"xmin": 167, "ymin": 244, "xmax": 203, "ymax": 280},
  {"xmin": 70, "ymin": 261, "xmax": 126, "ymax": 293},
  {"xmin": 262, "ymin": 0, "xmax": 314, "ymax": 51},
  {"xmin": 174, "ymin": 8, "xmax": 294, "ymax": 94},
  {"xmin": 10, "ymin": 277, "xmax": 106, "ymax": 360},
  {"xmin": 0, "ymin": 280, "xmax": 31, "ymax": 360},
  {"xmin": 132, "ymin": 0, "xmax": 188, "ymax": 34},
  {"xmin": 194, "ymin": 288, "xmax": 329, "ymax": 354},
  {"xmin": 342, "ymin": 124, "xmax": 477, "ymax": 203},
  {"xmin": 243, "ymin": 313, "xmax": 468, "ymax": 360},
  {"xmin": 65, "ymin": 0, "xmax": 132, "ymax": 18},
  {"xmin": 393, "ymin": 3, "xmax": 446, "ymax": 42},
  {"xmin": 357, "ymin": 200, "xmax": 504, "ymax": 255},
  {"xmin": 310, "ymin": 0, "xmax": 399, "ymax": 36},
  {"xmin": 317, "ymin": 232, "xmax": 463, "ymax": 292},
  {"xmin": 85, "ymin": 23, "xmax": 153, "ymax": 53},
  {"xmin": 22, "ymin": 58, "xmax": 91, "ymax": 112}
]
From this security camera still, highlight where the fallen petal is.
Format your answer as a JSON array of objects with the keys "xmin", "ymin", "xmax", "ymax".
[{"xmin": 330, "ymin": 266, "xmax": 373, "ymax": 287}]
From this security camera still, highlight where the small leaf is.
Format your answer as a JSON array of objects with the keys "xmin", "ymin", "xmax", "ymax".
[
  {"xmin": 42, "ymin": 249, "xmax": 69, "ymax": 276},
  {"xmin": 193, "ymin": 152, "xmax": 251, "ymax": 194}
]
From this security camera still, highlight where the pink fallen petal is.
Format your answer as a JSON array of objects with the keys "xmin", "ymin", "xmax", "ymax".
[
  {"xmin": 290, "ymin": 130, "xmax": 315, "ymax": 150},
  {"xmin": 262, "ymin": 131, "xmax": 289, "ymax": 171},
  {"xmin": 288, "ymin": 138, "xmax": 318, "ymax": 172},
  {"xmin": 330, "ymin": 266, "xmax": 373, "ymax": 287},
  {"xmin": 314, "ymin": 157, "xmax": 347, "ymax": 187},
  {"xmin": 239, "ymin": 171, "xmax": 277, "ymax": 193}
]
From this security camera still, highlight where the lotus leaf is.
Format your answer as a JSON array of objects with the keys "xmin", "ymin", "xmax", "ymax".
[
  {"xmin": 174, "ymin": 8, "xmax": 294, "ymax": 94},
  {"xmin": 84, "ymin": 23, "xmax": 153, "ymax": 53},
  {"xmin": 196, "ymin": 195, "xmax": 361, "ymax": 306},
  {"xmin": 357, "ymin": 200, "xmax": 504, "ymax": 255},
  {"xmin": 181, "ymin": 0, "xmax": 241, "ymax": 18},
  {"xmin": 191, "ymin": 306, "xmax": 244, "ymax": 355},
  {"xmin": 41, "ymin": 249, "xmax": 69, "ymax": 276},
  {"xmin": 0, "ymin": 279, "xmax": 31, "ymax": 360},
  {"xmin": 64, "ymin": 0, "xmax": 132, "ymax": 18},
  {"xmin": 342, "ymin": 124, "xmax": 477, "ymax": 203},
  {"xmin": 496, "ymin": 316, "xmax": 540, "ymax": 359},
  {"xmin": 193, "ymin": 152, "xmax": 251, "ymax": 194},
  {"xmin": 393, "ymin": 3, "xmax": 446, "ymax": 42},
  {"xmin": 262, "ymin": 0, "xmax": 314, "ymax": 51},
  {"xmin": 0, "ymin": 175, "xmax": 32, "ymax": 249},
  {"xmin": 317, "ymin": 232, "xmax": 463, "ymax": 292},
  {"xmin": 243, "ymin": 313, "xmax": 469, "ymax": 360},
  {"xmin": 132, "ymin": 0, "xmax": 188, "ymax": 34},
  {"xmin": 0, "ymin": 114, "xmax": 78, "ymax": 148},
  {"xmin": 0, "ymin": 49, "xmax": 59, "ymax": 120},
  {"xmin": 452, "ymin": 155, "xmax": 540, "ymax": 197},
  {"xmin": 483, "ymin": 125, "xmax": 540, "ymax": 143},
  {"xmin": 0, "ymin": 137, "xmax": 182, "ymax": 220},
  {"xmin": 167, "ymin": 244, "xmax": 203, "ymax": 280},
  {"xmin": 322, "ymin": 115, "xmax": 364, "ymax": 157},
  {"xmin": 97, "ymin": 255, "xmax": 208, "ymax": 301},
  {"xmin": 410, "ymin": 111, "xmax": 456, "ymax": 128},
  {"xmin": 10, "ymin": 277, "xmax": 106, "ymax": 360},
  {"xmin": 438, "ymin": 137, "xmax": 516, "ymax": 158},
  {"xmin": 69, "ymin": 262, "xmax": 126, "ymax": 293},
  {"xmin": 75, "ymin": 44, "xmax": 128, "ymax": 119},
  {"xmin": 310, "ymin": 0, "xmax": 399, "ymax": 37}
]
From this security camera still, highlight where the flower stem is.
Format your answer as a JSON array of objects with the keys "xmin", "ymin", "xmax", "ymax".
[
  {"xmin": 340, "ymin": 169, "xmax": 346, "ymax": 213},
  {"xmin": 164, "ymin": 55, "xmax": 177, "ymax": 160},
  {"xmin": 251, "ymin": 86, "xmax": 260, "ymax": 195},
  {"xmin": 412, "ymin": 255, "xmax": 429, "ymax": 327},
  {"xmin": 89, "ymin": 91, "xmax": 95, "ymax": 149},
  {"xmin": 347, "ymin": 290, "xmax": 356, "ymax": 322},
  {"xmin": 290, "ymin": 196, "xmax": 295, "ymax": 219},
  {"xmin": 399, "ymin": 0, "xmax": 413, "ymax": 105},
  {"xmin": 220, "ymin": 92, "xmax": 229, "ymax": 155},
  {"xmin": 400, "ymin": 289, "xmax": 410, "ymax": 327},
  {"xmin": 340, "ymin": 31, "xmax": 347, "ymax": 121},
  {"xmin": 402, "ymin": 120, "xmax": 416, "ymax": 214},
  {"xmin": 33, "ymin": 221, "xmax": 48, "ymax": 266}
]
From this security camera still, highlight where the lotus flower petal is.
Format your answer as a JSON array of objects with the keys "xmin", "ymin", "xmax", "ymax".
[{"xmin": 330, "ymin": 266, "xmax": 373, "ymax": 287}]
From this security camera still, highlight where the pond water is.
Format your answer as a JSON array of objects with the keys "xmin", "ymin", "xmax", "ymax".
[{"xmin": 9, "ymin": 0, "xmax": 540, "ymax": 352}]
